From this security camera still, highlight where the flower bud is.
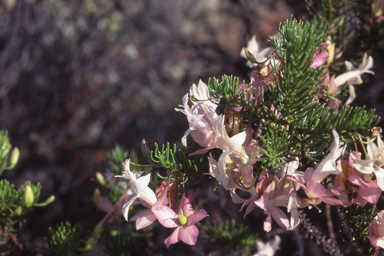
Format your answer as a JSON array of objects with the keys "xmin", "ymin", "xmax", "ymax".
[
  {"xmin": 371, "ymin": 126, "xmax": 382, "ymax": 137},
  {"xmin": 1, "ymin": 139, "xmax": 9, "ymax": 150},
  {"xmin": 83, "ymin": 237, "xmax": 97, "ymax": 252},
  {"xmin": 141, "ymin": 138, "xmax": 150, "ymax": 159},
  {"xmin": 24, "ymin": 185, "xmax": 34, "ymax": 208},
  {"xmin": 95, "ymin": 172, "xmax": 106, "ymax": 186},
  {"xmin": 178, "ymin": 215, "xmax": 188, "ymax": 226},
  {"xmin": 9, "ymin": 147, "xmax": 20, "ymax": 169},
  {"xmin": 326, "ymin": 36, "xmax": 335, "ymax": 66},
  {"xmin": 92, "ymin": 220, "xmax": 105, "ymax": 237},
  {"xmin": 14, "ymin": 206, "xmax": 22, "ymax": 216}
]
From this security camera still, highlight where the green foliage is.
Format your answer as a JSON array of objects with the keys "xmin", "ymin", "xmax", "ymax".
[
  {"xmin": 107, "ymin": 145, "xmax": 130, "ymax": 176},
  {"xmin": 339, "ymin": 204, "xmax": 377, "ymax": 256},
  {"xmin": 45, "ymin": 222, "xmax": 83, "ymax": 256},
  {"xmin": 307, "ymin": 0, "xmax": 384, "ymax": 60},
  {"xmin": 149, "ymin": 142, "xmax": 207, "ymax": 173},
  {"xmin": 104, "ymin": 230, "xmax": 134, "ymax": 256},
  {"xmin": 0, "ymin": 180, "xmax": 41, "ymax": 219},
  {"xmin": 202, "ymin": 219, "xmax": 258, "ymax": 252},
  {"xmin": 0, "ymin": 131, "xmax": 19, "ymax": 177},
  {"xmin": 206, "ymin": 17, "xmax": 379, "ymax": 170}
]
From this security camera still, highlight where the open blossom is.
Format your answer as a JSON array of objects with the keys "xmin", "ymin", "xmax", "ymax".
[
  {"xmin": 175, "ymin": 80, "xmax": 219, "ymax": 155},
  {"xmin": 353, "ymin": 135, "xmax": 384, "ymax": 191},
  {"xmin": 346, "ymin": 151, "xmax": 382, "ymax": 205},
  {"xmin": 240, "ymin": 35, "xmax": 274, "ymax": 68},
  {"xmin": 368, "ymin": 211, "xmax": 384, "ymax": 256},
  {"xmin": 209, "ymin": 153, "xmax": 256, "ymax": 204},
  {"xmin": 153, "ymin": 193, "xmax": 208, "ymax": 248},
  {"xmin": 331, "ymin": 155, "xmax": 367, "ymax": 207},
  {"xmin": 254, "ymin": 235, "xmax": 281, "ymax": 256},
  {"xmin": 116, "ymin": 159, "xmax": 160, "ymax": 230},
  {"xmin": 299, "ymin": 167, "xmax": 342, "ymax": 208},
  {"xmin": 334, "ymin": 53, "xmax": 374, "ymax": 105},
  {"xmin": 241, "ymin": 173, "xmax": 299, "ymax": 232},
  {"xmin": 212, "ymin": 115, "xmax": 249, "ymax": 179},
  {"xmin": 255, "ymin": 177, "xmax": 299, "ymax": 232},
  {"xmin": 311, "ymin": 130, "xmax": 347, "ymax": 183}
]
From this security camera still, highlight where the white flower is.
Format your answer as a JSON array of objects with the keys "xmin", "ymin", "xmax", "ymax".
[
  {"xmin": 212, "ymin": 115, "xmax": 249, "ymax": 177},
  {"xmin": 253, "ymin": 235, "xmax": 281, "ymax": 256},
  {"xmin": 116, "ymin": 159, "xmax": 157, "ymax": 221},
  {"xmin": 311, "ymin": 130, "xmax": 347, "ymax": 183},
  {"xmin": 240, "ymin": 35, "xmax": 274, "ymax": 67},
  {"xmin": 334, "ymin": 53, "xmax": 374, "ymax": 105},
  {"xmin": 354, "ymin": 135, "xmax": 384, "ymax": 191}
]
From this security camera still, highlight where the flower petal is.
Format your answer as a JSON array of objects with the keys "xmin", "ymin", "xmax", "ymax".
[
  {"xmin": 306, "ymin": 180, "xmax": 325, "ymax": 198},
  {"xmin": 164, "ymin": 227, "xmax": 181, "ymax": 248},
  {"xmin": 187, "ymin": 209, "xmax": 208, "ymax": 226},
  {"xmin": 122, "ymin": 195, "xmax": 139, "ymax": 221},
  {"xmin": 311, "ymin": 50, "xmax": 329, "ymax": 68},
  {"xmin": 264, "ymin": 215, "xmax": 272, "ymax": 232},
  {"xmin": 359, "ymin": 183, "xmax": 381, "ymax": 204},
  {"xmin": 130, "ymin": 209, "xmax": 157, "ymax": 230},
  {"xmin": 179, "ymin": 194, "xmax": 194, "ymax": 217},
  {"xmin": 375, "ymin": 168, "xmax": 384, "ymax": 191},
  {"xmin": 270, "ymin": 207, "xmax": 290, "ymax": 229},
  {"xmin": 179, "ymin": 225, "xmax": 199, "ymax": 246},
  {"xmin": 153, "ymin": 206, "xmax": 178, "ymax": 228},
  {"xmin": 353, "ymin": 159, "xmax": 375, "ymax": 174}
]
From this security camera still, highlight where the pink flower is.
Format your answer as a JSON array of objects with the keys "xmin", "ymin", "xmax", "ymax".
[
  {"xmin": 241, "ymin": 173, "xmax": 299, "ymax": 232},
  {"xmin": 331, "ymin": 158, "xmax": 364, "ymax": 207},
  {"xmin": 320, "ymin": 70, "xmax": 342, "ymax": 110},
  {"xmin": 175, "ymin": 80, "xmax": 219, "ymax": 155},
  {"xmin": 348, "ymin": 151, "xmax": 381, "ymax": 204},
  {"xmin": 254, "ymin": 178, "xmax": 292, "ymax": 232},
  {"xmin": 300, "ymin": 167, "xmax": 342, "ymax": 207},
  {"xmin": 95, "ymin": 191, "xmax": 129, "ymax": 224},
  {"xmin": 153, "ymin": 193, "xmax": 208, "ymax": 248},
  {"xmin": 368, "ymin": 211, "xmax": 384, "ymax": 256},
  {"xmin": 310, "ymin": 45, "xmax": 329, "ymax": 68}
]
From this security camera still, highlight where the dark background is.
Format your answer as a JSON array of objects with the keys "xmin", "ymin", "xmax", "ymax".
[{"xmin": 0, "ymin": 0, "xmax": 383, "ymax": 255}]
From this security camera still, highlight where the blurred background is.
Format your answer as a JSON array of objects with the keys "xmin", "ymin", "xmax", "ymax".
[{"xmin": 0, "ymin": 0, "xmax": 383, "ymax": 255}]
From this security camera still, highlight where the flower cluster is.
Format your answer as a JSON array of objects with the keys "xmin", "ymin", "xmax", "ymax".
[
  {"xmin": 178, "ymin": 75, "xmax": 383, "ymax": 233},
  {"xmin": 117, "ymin": 22, "xmax": 382, "ymax": 254},
  {"xmin": 117, "ymin": 159, "xmax": 208, "ymax": 248}
]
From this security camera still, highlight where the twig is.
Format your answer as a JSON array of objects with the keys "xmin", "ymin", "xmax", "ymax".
[{"xmin": 299, "ymin": 210, "xmax": 343, "ymax": 256}]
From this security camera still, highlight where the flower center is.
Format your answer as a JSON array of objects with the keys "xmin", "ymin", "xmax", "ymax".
[{"xmin": 178, "ymin": 215, "xmax": 188, "ymax": 226}]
